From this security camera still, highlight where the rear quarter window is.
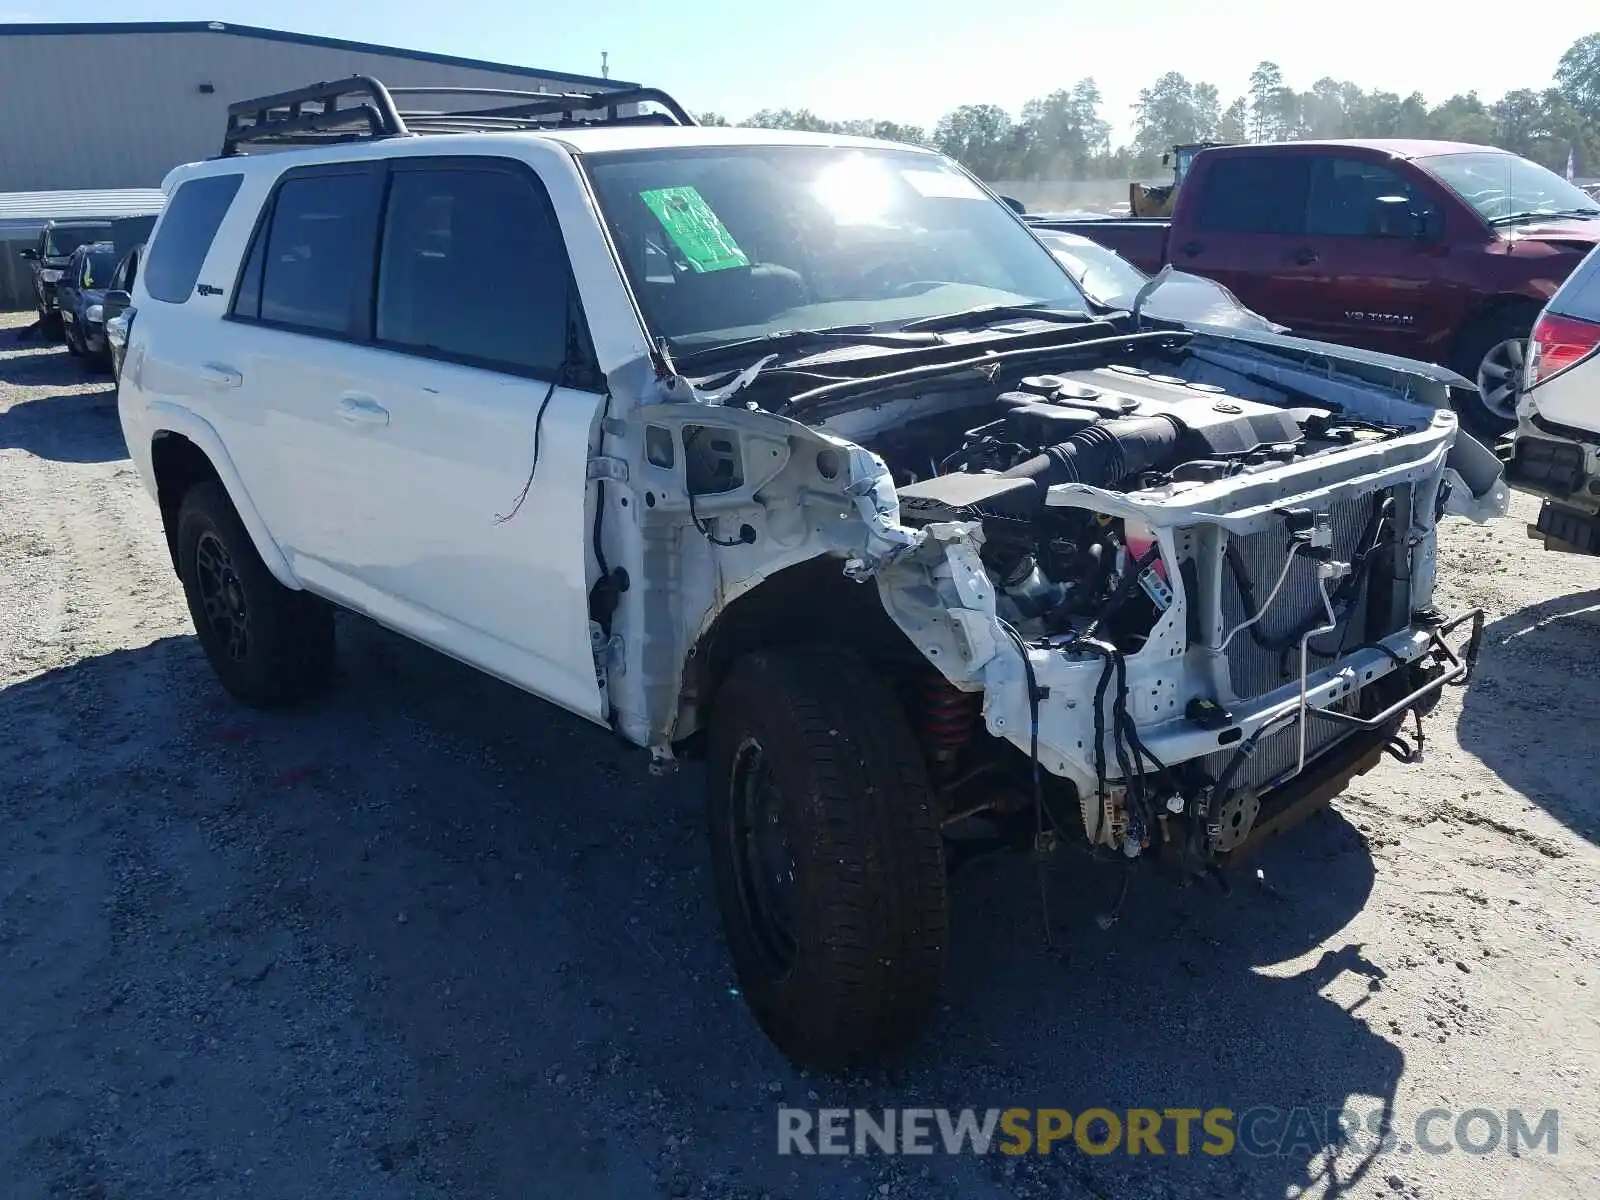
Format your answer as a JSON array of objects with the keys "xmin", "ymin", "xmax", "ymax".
[
  {"xmin": 1550, "ymin": 245, "xmax": 1600, "ymax": 323},
  {"xmin": 1193, "ymin": 157, "xmax": 1310, "ymax": 236},
  {"xmin": 143, "ymin": 174, "xmax": 243, "ymax": 303}
]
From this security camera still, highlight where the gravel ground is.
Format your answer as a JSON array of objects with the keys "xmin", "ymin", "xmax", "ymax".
[{"xmin": 1, "ymin": 309, "xmax": 1596, "ymax": 1200}]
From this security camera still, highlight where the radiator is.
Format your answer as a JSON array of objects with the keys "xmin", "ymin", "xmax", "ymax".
[
  {"xmin": 1219, "ymin": 493, "xmax": 1392, "ymax": 702},
  {"xmin": 1208, "ymin": 490, "xmax": 1400, "ymax": 794}
]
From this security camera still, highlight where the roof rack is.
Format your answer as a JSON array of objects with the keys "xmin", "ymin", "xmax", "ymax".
[{"xmin": 221, "ymin": 75, "xmax": 697, "ymax": 155}]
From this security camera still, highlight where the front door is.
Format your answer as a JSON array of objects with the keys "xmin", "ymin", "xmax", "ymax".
[{"xmin": 1272, "ymin": 153, "xmax": 1450, "ymax": 358}]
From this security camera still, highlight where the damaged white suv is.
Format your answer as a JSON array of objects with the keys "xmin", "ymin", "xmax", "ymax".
[{"xmin": 118, "ymin": 79, "xmax": 1509, "ymax": 1068}]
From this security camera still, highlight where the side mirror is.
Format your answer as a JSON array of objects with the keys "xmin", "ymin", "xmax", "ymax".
[
  {"xmin": 19, "ymin": 247, "xmax": 38, "ymax": 261},
  {"xmin": 1371, "ymin": 195, "xmax": 1441, "ymax": 241},
  {"xmin": 1000, "ymin": 195, "xmax": 1027, "ymax": 215},
  {"xmin": 103, "ymin": 289, "xmax": 132, "ymax": 314},
  {"xmin": 1413, "ymin": 207, "xmax": 1445, "ymax": 242}
]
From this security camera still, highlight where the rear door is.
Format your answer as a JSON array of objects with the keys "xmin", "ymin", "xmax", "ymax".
[{"xmin": 1174, "ymin": 153, "xmax": 1312, "ymax": 325}]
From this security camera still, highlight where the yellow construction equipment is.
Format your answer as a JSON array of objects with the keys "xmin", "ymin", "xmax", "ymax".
[{"xmin": 1129, "ymin": 142, "xmax": 1230, "ymax": 219}]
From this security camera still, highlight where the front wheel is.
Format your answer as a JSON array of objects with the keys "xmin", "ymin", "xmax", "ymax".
[
  {"xmin": 1452, "ymin": 311, "xmax": 1534, "ymax": 438},
  {"xmin": 706, "ymin": 646, "xmax": 948, "ymax": 1070}
]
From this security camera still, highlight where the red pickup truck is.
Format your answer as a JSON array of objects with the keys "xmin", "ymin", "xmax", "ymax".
[{"xmin": 1030, "ymin": 140, "xmax": 1600, "ymax": 434}]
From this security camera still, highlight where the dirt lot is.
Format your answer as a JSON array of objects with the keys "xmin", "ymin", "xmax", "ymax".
[{"xmin": 1, "ymin": 309, "xmax": 1596, "ymax": 1200}]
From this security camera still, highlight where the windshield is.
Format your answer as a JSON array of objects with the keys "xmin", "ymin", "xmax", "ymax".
[
  {"xmin": 1419, "ymin": 152, "xmax": 1600, "ymax": 224},
  {"xmin": 581, "ymin": 144, "xmax": 1087, "ymax": 354},
  {"xmin": 44, "ymin": 226, "xmax": 110, "ymax": 258},
  {"xmin": 1034, "ymin": 231, "xmax": 1148, "ymax": 309}
]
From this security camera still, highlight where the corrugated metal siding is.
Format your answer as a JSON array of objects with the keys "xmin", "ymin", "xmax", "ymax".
[
  {"xmin": 0, "ymin": 189, "xmax": 167, "ymax": 221},
  {"xmin": 0, "ymin": 30, "xmax": 628, "ymax": 193}
]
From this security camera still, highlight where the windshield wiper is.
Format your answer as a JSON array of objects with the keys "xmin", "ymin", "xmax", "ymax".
[
  {"xmin": 673, "ymin": 325, "xmax": 943, "ymax": 371},
  {"xmin": 1488, "ymin": 207, "xmax": 1600, "ymax": 227},
  {"xmin": 895, "ymin": 301, "xmax": 1091, "ymax": 333}
]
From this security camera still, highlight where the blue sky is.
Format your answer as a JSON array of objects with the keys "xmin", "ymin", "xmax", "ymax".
[{"xmin": 4, "ymin": 2, "xmax": 1591, "ymax": 141}]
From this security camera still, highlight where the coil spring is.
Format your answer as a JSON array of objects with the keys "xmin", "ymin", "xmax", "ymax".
[{"xmin": 921, "ymin": 674, "xmax": 980, "ymax": 771}]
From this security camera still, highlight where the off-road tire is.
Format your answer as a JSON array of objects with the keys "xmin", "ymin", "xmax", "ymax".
[
  {"xmin": 706, "ymin": 645, "xmax": 948, "ymax": 1070},
  {"xmin": 175, "ymin": 480, "xmax": 335, "ymax": 708}
]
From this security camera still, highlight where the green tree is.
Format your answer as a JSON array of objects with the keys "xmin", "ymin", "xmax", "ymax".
[
  {"xmin": 1555, "ymin": 31, "xmax": 1600, "ymax": 122},
  {"xmin": 1216, "ymin": 97, "xmax": 1249, "ymax": 143},
  {"xmin": 694, "ymin": 111, "xmax": 731, "ymax": 127},
  {"xmin": 1490, "ymin": 88, "xmax": 1549, "ymax": 159},
  {"xmin": 933, "ymin": 104, "xmax": 1015, "ymax": 179},
  {"xmin": 1013, "ymin": 80, "xmax": 1112, "ymax": 178},
  {"xmin": 1248, "ymin": 61, "xmax": 1285, "ymax": 141},
  {"xmin": 1132, "ymin": 72, "xmax": 1214, "ymax": 168},
  {"xmin": 743, "ymin": 108, "xmax": 837, "ymax": 132},
  {"xmin": 1298, "ymin": 78, "xmax": 1349, "ymax": 139},
  {"xmin": 1428, "ymin": 92, "xmax": 1497, "ymax": 144}
]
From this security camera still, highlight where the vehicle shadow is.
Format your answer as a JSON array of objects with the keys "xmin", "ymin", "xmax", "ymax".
[
  {"xmin": 0, "ymin": 329, "xmax": 110, "ymax": 386},
  {"xmin": 1455, "ymin": 587, "xmax": 1600, "ymax": 844},
  {"xmin": 0, "ymin": 620, "xmax": 1405, "ymax": 1199},
  {"xmin": 0, "ymin": 386, "xmax": 126, "ymax": 463}
]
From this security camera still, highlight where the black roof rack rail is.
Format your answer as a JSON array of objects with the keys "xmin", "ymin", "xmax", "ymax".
[
  {"xmin": 223, "ymin": 75, "xmax": 408, "ymax": 155},
  {"xmin": 222, "ymin": 76, "xmax": 696, "ymax": 154},
  {"xmin": 387, "ymin": 85, "xmax": 696, "ymax": 127}
]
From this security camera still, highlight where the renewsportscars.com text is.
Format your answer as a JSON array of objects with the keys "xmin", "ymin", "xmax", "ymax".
[{"xmin": 777, "ymin": 1107, "xmax": 1559, "ymax": 1158}]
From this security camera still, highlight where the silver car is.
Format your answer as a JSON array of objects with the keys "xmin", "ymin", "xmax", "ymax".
[{"xmin": 1507, "ymin": 243, "xmax": 1600, "ymax": 553}]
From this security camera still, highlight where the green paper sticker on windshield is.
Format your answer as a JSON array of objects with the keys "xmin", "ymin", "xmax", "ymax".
[{"xmin": 640, "ymin": 186, "xmax": 750, "ymax": 273}]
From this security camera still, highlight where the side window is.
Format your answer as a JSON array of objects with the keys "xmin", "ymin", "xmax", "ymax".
[
  {"xmin": 1305, "ymin": 156, "xmax": 1437, "ymax": 237},
  {"xmin": 236, "ymin": 170, "xmax": 380, "ymax": 335},
  {"xmin": 374, "ymin": 165, "xmax": 571, "ymax": 376},
  {"xmin": 1193, "ymin": 157, "xmax": 1310, "ymax": 236},
  {"xmin": 144, "ymin": 174, "xmax": 243, "ymax": 303}
]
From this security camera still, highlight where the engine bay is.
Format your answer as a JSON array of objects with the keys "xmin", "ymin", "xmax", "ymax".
[{"xmin": 862, "ymin": 362, "xmax": 1414, "ymax": 647}]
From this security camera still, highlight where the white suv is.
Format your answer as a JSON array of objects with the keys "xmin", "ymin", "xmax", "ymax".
[
  {"xmin": 119, "ymin": 77, "xmax": 1508, "ymax": 1068},
  {"xmin": 1507, "ymin": 243, "xmax": 1600, "ymax": 554}
]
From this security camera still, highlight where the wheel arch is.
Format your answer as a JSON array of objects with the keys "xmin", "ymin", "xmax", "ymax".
[
  {"xmin": 1448, "ymin": 292, "xmax": 1543, "ymax": 365},
  {"xmin": 674, "ymin": 555, "xmax": 928, "ymax": 750},
  {"xmin": 146, "ymin": 409, "xmax": 298, "ymax": 589}
]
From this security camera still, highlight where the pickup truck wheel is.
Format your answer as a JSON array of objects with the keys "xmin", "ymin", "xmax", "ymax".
[
  {"xmin": 175, "ymin": 481, "xmax": 335, "ymax": 708},
  {"xmin": 1453, "ymin": 311, "xmax": 1532, "ymax": 437},
  {"xmin": 706, "ymin": 646, "xmax": 947, "ymax": 1069}
]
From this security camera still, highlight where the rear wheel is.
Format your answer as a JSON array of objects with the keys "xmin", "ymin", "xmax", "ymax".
[
  {"xmin": 175, "ymin": 481, "xmax": 335, "ymax": 708},
  {"xmin": 706, "ymin": 646, "xmax": 948, "ymax": 1070}
]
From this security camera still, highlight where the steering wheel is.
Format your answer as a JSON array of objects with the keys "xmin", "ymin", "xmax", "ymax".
[{"xmin": 856, "ymin": 259, "xmax": 929, "ymax": 298}]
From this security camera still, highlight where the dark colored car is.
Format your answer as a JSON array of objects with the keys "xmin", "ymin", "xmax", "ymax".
[
  {"xmin": 54, "ymin": 240, "xmax": 121, "ymax": 370},
  {"xmin": 17, "ymin": 219, "xmax": 111, "ymax": 332},
  {"xmin": 103, "ymin": 243, "xmax": 144, "ymax": 380},
  {"xmin": 1030, "ymin": 141, "xmax": 1600, "ymax": 435}
]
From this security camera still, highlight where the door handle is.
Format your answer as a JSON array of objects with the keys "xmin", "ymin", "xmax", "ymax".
[
  {"xmin": 1292, "ymin": 247, "xmax": 1319, "ymax": 266},
  {"xmin": 1178, "ymin": 240, "xmax": 1204, "ymax": 257},
  {"xmin": 200, "ymin": 363, "xmax": 242, "ymax": 388},
  {"xmin": 336, "ymin": 394, "xmax": 389, "ymax": 427}
]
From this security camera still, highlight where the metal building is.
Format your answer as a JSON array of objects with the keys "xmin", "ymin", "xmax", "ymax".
[{"xmin": 0, "ymin": 20, "xmax": 633, "ymax": 193}]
